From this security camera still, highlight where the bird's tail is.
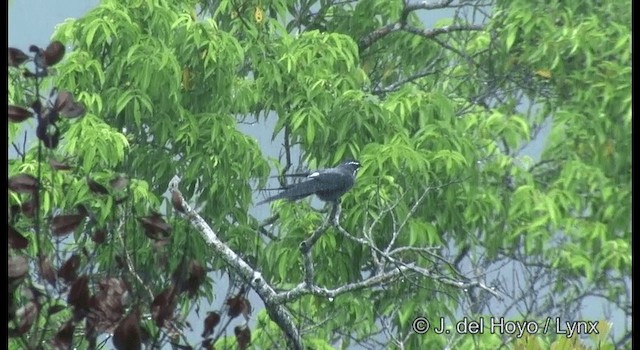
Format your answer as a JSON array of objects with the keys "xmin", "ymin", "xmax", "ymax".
[{"xmin": 256, "ymin": 183, "xmax": 317, "ymax": 205}]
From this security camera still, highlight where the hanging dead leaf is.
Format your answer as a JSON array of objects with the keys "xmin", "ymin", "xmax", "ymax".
[
  {"xmin": 8, "ymin": 105, "xmax": 33, "ymax": 123},
  {"xmin": 68, "ymin": 275, "xmax": 91, "ymax": 320},
  {"xmin": 112, "ymin": 308, "xmax": 142, "ymax": 350},
  {"xmin": 87, "ymin": 177, "xmax": 109, "ymax": 195},
  {"xmin": 226, "ymin": 294, "xmax": 250, "ymax": 319},
  {"xmin": 8, "ymin": 47, "xmax": 29, "ymax": 67},
  {"xmin": 40, "ymin": 256, "xmax": 57, "ymax": 285},
  {"xmin": 138, "ymin": 212, "xmax": 172, "ymax": 240},
  {"xmin": 49, "ymin": 158, "xmax": 74, "ymax": 171},
  {"xmin": 110, "ymin": 174, "xmax": 129, "ymax": 190},
  {"xmin": 8, "ymin": 226, "xmax": 29, "ymax": 249},
  {"xmin": 51, "ymin": 214, "xmax": 85, "ymax": 237},
  {"xmin": 234, "ymin": 325, "xmax": 251, "ymax": 350},
  {"xmin": 58, "ymin": 254, "xmax": 81, "ymax": 284},
  {"xmin": 44, "ymin": 41, "xmax": 65, "ymax": 66},
  {"xmin": 180, "ymin": 260, "xmax": 206, "ymax": 297},
  {"xmin": 54, "ymin": 90, "xmax": 85, "ymax": 118},
  {"xmin": 21, "ymin": 198, "xmax": 38, "ymax": 218},
  {"xmin": 151, "ymin": 286, "xmax": 176, "ymax": 328},
  {"xmin": 201, "ymin": 312, "xmax": 220, "ymax": 338},
  {"xmin": 8, "ymin": 173, "xmax": 39, "ymax": 194},
  {"xmin": 47, "ymin": 304, "xmax": 67, "ymax": 316},
  {"xmin": 10, "ymin": 301, "xmax": 38, "ymax": 336},
  {"xmin": 92, "ymin": 228, "xmax": 107, "ymax": 244},
  {"xmin": 8, "ymin": 255, "xmax": 29, "ymax": 280},
  {"xmin": 52, "ymin": 321, "xmax": 75, "ymax": 350},
  {"xmin": 88, "ymin": 278, "xmax": 129, "ymax": 334}
]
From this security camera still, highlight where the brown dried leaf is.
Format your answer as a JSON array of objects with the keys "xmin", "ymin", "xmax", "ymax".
[
  {"xmin": 44, "ymin": 41, "xmax": 65, "ymax": 66},
  {"xmin": 112, "ymin": 308, "xmax": 142, "ymax": 350},
  {"xmin": 68, "ymin": 275, "xmax": 91, "ymax": 319},
  {"xmin": 21, "ymin": 198, "xmax": 38, "ymax": 218},
  {"xmin": 8, "ymin": 173, "xmax": 38, "ymax": 194},
  {"xmin": 110, "ymin": 174, "xmax": 129, "ymax": 190},
  {"xmin": 49, "ymin": 159, "xmax": 74, "ymax": 171},
  {"xmin": 58, "ymin": 254, "xmax": 81, "ymax": 284},
  {"xmin": 8, "ymin": 255, "xmax": 28, "ymax": 280},
  {"xmin": 87, "ymin": 278, "xmax": 128, "ymax": 334},
  {"xmin": 47, "ymin": 304, "xmax": 67, "ymax": 316},
  {"xmin": 151, "ymin": 286, "xmax": 176, "ymax": 328},
  {"xmin": 87, "ymin": 177, "xmax": 109, "ymax": 195},
  {"xmin": 40, "ymin": 256, "xmax": 57, "ymax": 285},
  {"xmin": 54, "ymin": 91, "xmax": 86, "ymax": 118},
  {"xmin": 52, "ymin": 321, "xmax": 75, "ymax": 350},
  {"xmin": 12, "ymin": 301, "xmax": 38, "ymax": 336},
  {"xmin": 8, "ymin": 47, "xmax": 29, "ymax": 67},
  {"xmin": 51, "ymin": 214, "xmax": 85, "ymax": 237},
  {"xmin": 181, "ymin": 260, "xmax": 206, "ymax": 297},
  {"xmin": 8, "ymin": 225, "xmax": 29, "ymax": 249},
  {"xmin": 115, "ymin": 195, "xmax": 129, "ymax": 205},
  {"xmin": 137, "ymin": 212, "xmax": 172, "ymax": 240},
  {"xmin": 92, "ymin": 228, "xmax": 107, "ymax": 244},
  {"xmin": 8, "ymin": 105, "xmax": 33, "ymax": 123},
  {"xmin": 201, "ymin": 312, "xmax": 220, "ymax": 338},
  {"xmin": 226, "ymin": 294, "xmax": 250, "ymax": 320},
  {"xmin": 234, "ymin": 325, "xmax": 251, "ymax": 350}
]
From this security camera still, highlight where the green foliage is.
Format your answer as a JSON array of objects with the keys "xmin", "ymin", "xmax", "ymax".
[{"xmin": 8, "ymin": 0, "xmax": 628, "ymax": 348}]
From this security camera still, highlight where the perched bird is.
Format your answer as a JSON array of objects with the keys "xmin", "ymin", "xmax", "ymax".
[{"xmin": 257, "ymin": 160, "xmax": 361, "ymax": 205}]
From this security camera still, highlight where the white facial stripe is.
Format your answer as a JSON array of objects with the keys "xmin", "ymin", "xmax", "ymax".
[
  {"xmin": 345, "ymin": 161, "xmax": 360, "ymax": 166},
  {"xmin": 308, "ymin": 172, "xmax": 320, "ymax": 178}
]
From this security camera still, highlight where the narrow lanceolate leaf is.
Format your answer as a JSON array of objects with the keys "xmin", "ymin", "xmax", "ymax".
[
  {"xmin": 8, "ymin": 226, "xmax": 29, "ymax": 249},
  {"xmin": 8, "ymin": 105, "xmax": 33, "ymax": 123},
  {"xmin": 8, "ymin": 173, "xmax": 38, "ymax": 193},
  {"xmin": 8, "ymin": 47, "xmax": 29, "ymax": 67},
  {"xmin": 51, "ymin": 214, "xmax": 85, "ymax": 237},
  {"xmin": 44, "ymin": 41, "xmax": 65, "ymax": 66}
]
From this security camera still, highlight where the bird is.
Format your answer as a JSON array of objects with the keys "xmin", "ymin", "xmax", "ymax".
[{"xmin": 257, "ymin": 160, "xmax": 361, "ymax": 205}]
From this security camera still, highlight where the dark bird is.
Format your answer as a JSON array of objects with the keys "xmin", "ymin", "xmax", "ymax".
[{"xmin": 257, "ymin": 160, "xmax": 361, "ymax": 205}]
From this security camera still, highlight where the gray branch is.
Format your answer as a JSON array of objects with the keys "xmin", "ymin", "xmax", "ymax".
[{"xmin": 171, "ymin": 187, "xmax": 303, "ymax": 349}]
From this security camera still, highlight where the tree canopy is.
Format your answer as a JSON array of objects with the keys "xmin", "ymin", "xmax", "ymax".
[{"xmin": 8, "ymin": 0, "xmax": 630, "ymax": 349}]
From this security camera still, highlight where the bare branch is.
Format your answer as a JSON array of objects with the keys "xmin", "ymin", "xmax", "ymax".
[{"xmin": 171, "ymin": 186, "xmax": 303, "ymax": 349}]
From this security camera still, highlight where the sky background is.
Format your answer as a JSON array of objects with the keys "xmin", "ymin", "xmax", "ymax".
[{"xmin": 9, "ymin": 1, "xmax": 627, "ymax": 349}]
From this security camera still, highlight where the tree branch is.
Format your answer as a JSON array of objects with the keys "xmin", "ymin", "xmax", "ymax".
[{"xmin": 171, "ymin": 186, "xmax": 303, "ymax": 349}]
